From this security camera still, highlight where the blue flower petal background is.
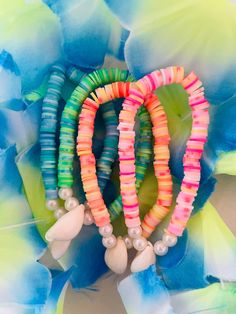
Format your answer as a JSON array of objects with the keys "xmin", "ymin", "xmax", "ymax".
[{"xmin": 0, "ymin": 0, "xmax": 236, "ymax": 313}]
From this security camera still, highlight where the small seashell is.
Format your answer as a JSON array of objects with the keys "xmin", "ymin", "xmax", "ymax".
[
  {"xmin": 130, "ymin": 242, "xmax": 156, "ymax": 273},
  {"xmin": 49, "ymin": 240, "xmax": 71, "ymax": 260},
  {"xmin": 105, "ymin": 237, "xmax": 128, "ymax": 274},
  {"xmin": 45, "ymin": 204, "xmax": 85, "ymax": 241}
]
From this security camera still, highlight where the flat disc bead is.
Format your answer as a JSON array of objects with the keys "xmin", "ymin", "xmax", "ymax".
[{"xmin": 154, "ymin": 241, "xmax": 168, "ymax": 256}]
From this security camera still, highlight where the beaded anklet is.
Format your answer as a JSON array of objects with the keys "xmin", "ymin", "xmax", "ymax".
[{"xmin": 118, "ymin": 66, "xmax": 209, "ymax": 271}]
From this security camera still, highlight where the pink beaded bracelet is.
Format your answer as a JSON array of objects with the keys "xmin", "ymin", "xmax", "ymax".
[
  {"xmin": 77, "ymin": 80, "xmax": 175, "ymax": 273},
  {"xmin": 118, "ymin": 66, "xmax": 209, "ymax": 267}
]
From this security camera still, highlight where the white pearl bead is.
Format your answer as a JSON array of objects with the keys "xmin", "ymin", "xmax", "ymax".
[
  {"xmin": 84, "ymin": 201, "xmax": 90, "ymax": 211},
  {"xmin": 102, "ymin": 235, "xmax": 117, "ymax": 249},
  {"xmin": 123, "ymin": 235, "xmax": 133, "ymax": 249},
  {"xmin": 154, "ymin": 241, "xmax": 168, "ymax": 256},
  {"xmin": 99, "ymin": 224, "xmax": 113, "ymax": 237},
  {"xmin": 65, "ymin": 197, "xmax": 79, "ymax": 211},
  {"xmin": 58, "ymin": 188, "xmax": 73, "ymax": 200},
  {"xmin": 46, "ymin": 199, "xmax": 59, "ymax": 211},
  {"xmin": 83, "ymin": 210, "xmax": 94, "ymax": 225},
  {"xmin": 128, "ymin": 226, "xmax": 142, "ymax": 239},
  {"xmin": 162, "ymin": 233, "xmax": 178, "ymax": 247},
  {"xmin": 54, "ymin": 208, "xmax": 67, "ymax": 220},
  {"xmin": 133, "ymin": 237, "xmax": 148, "ymax": 251}
]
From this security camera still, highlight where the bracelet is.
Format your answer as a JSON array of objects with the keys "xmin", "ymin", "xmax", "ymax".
[
  {"xmin": 43, "ymin": 68, "xmax": 132, "ymax": 259},
  {"xmin": 118, "ymin": 66, "xmax": 209, "ymax": 272},
  {"xmin": 77, "ymin": 82, "xmax": 171, "ymax": 273}
]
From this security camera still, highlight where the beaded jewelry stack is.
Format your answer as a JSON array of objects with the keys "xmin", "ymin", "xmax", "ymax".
[
  {"xmin": 40, "ymin": 64, "xmax": 209, "ymax": 274},
  {"xmin": 41, "ymin": 67, "xmax": 153, "ymax": 260}
]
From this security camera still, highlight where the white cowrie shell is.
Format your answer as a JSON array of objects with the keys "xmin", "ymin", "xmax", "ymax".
[
  {"xmin": 104, "ymin": 237, "xmax": 128, "ymax": 274},
  {"xmin": 130, "ymin": 242, "xmax": 156, "ymax": 273},
  {"xmin": 45, "ymin": 204, "xmax": 85, "ymax": 241},
  {"xmin": 49, "ymin": 240, "xmax": 71, "ymax": 260}
]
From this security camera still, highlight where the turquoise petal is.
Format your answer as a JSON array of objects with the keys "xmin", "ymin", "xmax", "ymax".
[
  {"xmin": 118, "ymin": 265, "xmax": 175, "ymax": 314},
  {"xmin": 0, "ymin": 50, "xmax": 21, "ymax": 105},
  {"xmin": 43, "ymin": 0, "xmax": 126, "ymax": 67},
  {"xmin": 157, "ymin": 210, "xmax": 209, "ymax": 290},
  {"xmin": 0, "ymin": 144, "xmax": 51, "ymax": 307},
  {"xmin": 106, "ymin": 0, "xmax": 236, "ymax": 103},
  {"xmin": 17, "ymin": 143, "xmax": 108, "ymax": 289},
  {"xmin": 58, "ymin": 225, "xmax": 108, "ymax": 290},
  {"xmin": 0, "ymin": 0, "xmax": 62, "ymax": 92},
  {"xmin": 43, "ymin": 269, "xmax": 73, "ymax": 314},
  {"xmin": 171, "ymin": 283, "xmax": 236, "ymax": 314},
  {"xmin": 0, "ymin": 100, "xmax": 41, "ymax": 151}
]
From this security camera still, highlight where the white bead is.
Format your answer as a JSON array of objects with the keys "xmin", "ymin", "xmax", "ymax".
[
  {"xmin": 58, "ymin": 188, "xmax": 73, "ymax": 200},
  {"xmin": 154, "ymin": 241, "xmax": 168, "ymax": 256},
  {"xmin": 133, "ymin": 237, "xmax": 148, "ymax": 251},
  {"xmin": 162, "ymin": 233, "xmax": 177, "ymax": 247},
  {"xmin": 123, "ymin": 235, "xmax": 133, "ymax": 249},
  {"xmin": 83, "ymin": 210, "xmax": 94, "ymax": 225},
  {"xmin": 99, "ymin": 224, "xmax": 113, "ymax": 237},
  {"xmin": 128, "ymin": 226, "xmax": 142, "ymax": 239},
  {"xmin": 102, "ymin": 235, "xmax": 117, "ymax": 249},
  {"xmin": 54, "ymin": 208, "xmax": 67, "ymax": 219},
  {"xmin": 46, "ymin": 199, "xmax": 59, "ymax": 211},
  {"xmin": 84, "ymin": 201, "xmax": 90, "ymax": 210},
  {"xmin": 65, "ymin": 197, "xmax": 79, "ymax": 211}
]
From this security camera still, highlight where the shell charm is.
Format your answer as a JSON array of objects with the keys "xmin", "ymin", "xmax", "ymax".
[
  {"xmin": 104, "ymin": 237, "xmax": 128, "ymax": 274},
  {"xmin": 130, "ymin": 242, "xmax": 156, "ymax": 273},
  {"xmin": 45, "ymin": 204, "xmax": 85, "ymax": 242},
  {"xmin": 49, "ymin": 240, "xmax": 71, "ymax": 260}
]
